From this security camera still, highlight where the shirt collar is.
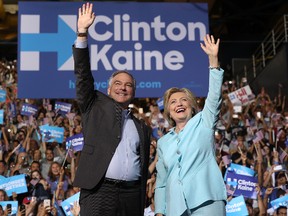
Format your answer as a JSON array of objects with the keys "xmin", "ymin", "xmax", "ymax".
[{"xmin": 122, "ymin": 109, "xmax": 132, "ymax": 119}]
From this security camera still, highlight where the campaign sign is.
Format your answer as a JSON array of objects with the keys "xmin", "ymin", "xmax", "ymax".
[
  {"xmin": 228, "ymin": 85, "xmax": 255, "ymax": 106},
  {"xmin": 0, "ymin": 89, "xmax": 6, "ymax": 102},
  {"xmin": 55, "ymin": 101, "xmax": 72, "ymax": 114},
  {"xmin": 39, "ymin": 125, "xmax": 65, "ymax": 143},
  {"xmin": 157, "ymin": 97, "xmax": 164, "ymax": 111},
  {"xmin": 66, "ymin": 133, "xmax": 84, "ymax": 152},
  {"xmin": 0, "ymin": 109, "xmax": 3, "ymax": 124},
  {"xmin": 9, "ymin": 102, "xmax": 17, "ymax": 118},
  {"xmin": 0, "ymin": 174, "xmax": 28, "ymax": 196},
  {"xmin": 226, "ymin": 163, "xmax": 255, "ymax": 178},
  {"xmin": 18, "ymin": 2, "xmax": 209, "ymax": 99},
  {"xmin": 224, "ymin": 163, "xmax": 255, "ymax": 182},
  {"xmin": 0, "ymin": 201, "xmax": 18, "ymax": 215},
  {"xmin": 270, "ymin": 195, "xmax": 288, "ymax": 210},
  {"xmin": 226, "ymin": 196, "xmax": 248, "ymax": 216},
  {"xmin": 61, "ymin": 192, "xmax": 80, "ymax": 216},
  {"xmin": 20, "ymin": 103, "xmax": 38, "ymax": 116},
  {"xmin": 226, "ymin": 171, "xmax": 258, "ymax": 199}
]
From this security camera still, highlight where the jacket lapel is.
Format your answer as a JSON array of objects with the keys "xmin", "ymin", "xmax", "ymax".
[
  {"xmin": 133, "ymin": 117, "xmax": 146, "ymax": 169},
  {"xmin": 114, "ymin": 102, "xmax": 122, "ymax": 128}
]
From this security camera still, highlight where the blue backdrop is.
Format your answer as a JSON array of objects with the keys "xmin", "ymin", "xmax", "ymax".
[{"xmin": 18, "ymin": 2, "xmax": 209, "ymax": 99}]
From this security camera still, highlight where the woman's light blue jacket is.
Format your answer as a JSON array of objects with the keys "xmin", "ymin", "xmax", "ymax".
[{"xmin": 155, "ymin": 68, "xmax": 227, "ymax": 216}]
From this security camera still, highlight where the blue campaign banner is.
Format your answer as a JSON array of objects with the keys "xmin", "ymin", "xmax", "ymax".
[
  {"xmin": 61, "ymin": 192, "xmax": 80, "ymax": 216},
  {"xmin": 0, "ymin": 174, "xmax": 28, "ymax": 196},
  {"xmin": 226, "ymin": 196, "xmax": 248, "ymax": 216},
  {"xmin": 66, "ymin": 133, "xmax": 84, "ymax": 152},
  {"xmin": 0, "ymin": 89, "xmax": 6, "ymax": 102},
  {"xmin": 39, "ymin": 125, "xmax": 65, "ymax": 143},
  {"xmin": 226, "ymin": 171, "xmax": 258, "ymax": 199},
  {"xmin": 157, "ymin": 97, "xmax": 164, "ymax": 111},
  {"xmin": 270, "ymin": 195, "xmax": 288, "ymax": 210},
  {"xmin": 20, "ymin": 103, "xmax": 38, "ymax": 116},
  {"xmin": 9, "ymin": 102, "xmax": 17, "ymax": 117},
  {"xmin": 36, "ymin": 124, "xmax": 48, "ymax": 141},
  {"xmin": 0, "ymin": 109, "xmax": 3, "ymax": 124},
  {"xmin": 0, "ymin": 201, "xmax": 18, "ymax": 215},
  {"xmin": 229, "ymin": 163, "xmax": 255, "ymax": 176},
  {"xmin": 55, "ymin": 101, "xmax": 72, "ymax": 115},
  {"xmin": 224, "ymin": 163, "xmax": 255, "ymax": 181},
  {"xmin": 18, "ymin": 2, "xmax": 209, "ymax": 99}
]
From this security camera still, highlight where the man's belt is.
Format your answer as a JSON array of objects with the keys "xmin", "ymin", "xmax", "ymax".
[{"xmin": 103, "ymin": 178, "xmax": 141, "ymax": 187}]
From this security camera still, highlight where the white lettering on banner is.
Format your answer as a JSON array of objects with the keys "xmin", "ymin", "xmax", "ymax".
[
  {"xmin": 237, "ymin": 179, "xmax": 256, "ymax": 191},
  {"xmin": 91, "ymin": 44, "xmax": 184, "ymax": 71},
  {"xmin": 50, "ymin": 130, "xmax": 63, "ymax": 138},
  {"xmin": 235, "ymin": 169, "xmax": 250, "ymax": 176},
  {"xmin": 0, "ymin": 182, "xmax": 8, "ymax": 189},
  {"xmin": 55, "ymin": 104, "xmax": 71, "ymax": 112},
  {"xmin": 6, "ymin": 183, "xmax": 26, "ymax": 191},
  {"xmin": 238, "ymin": 185, "xmax": 253, "ymax": 191},
  {"xmin": 274, "ymin": 201, "xmax": 288, "ymax": 209},
  {"xmin": 88, "ymin": 14, "xmax": 206, "ymax": 71},
  {"xmin": 238, "ymin": 180, "xmax": 256, "ymax": 187},
  {"xmin": 226, "ymin": 201, "xmax": 245, "ymax": 213},
  {"xmin": 4, "ymin": 179, "xmax": 25, "ymax": 191},
  {"xmin": 22, "ymin": 105, "xmax": 37, "ymax": 114},
  {"xmin": 90, "ymin": 15, "xmax": 206, "ymax": 42},
  {"xmin": 71, "ymin": 137, "xmax": 83, "ymax": 147},
  {"xmin": 227, "ymin": 208, "xmax": 241, "ymax": 213}
]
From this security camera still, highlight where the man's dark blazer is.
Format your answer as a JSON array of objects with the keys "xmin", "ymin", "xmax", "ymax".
[{"xmin": 72, "ymin": 46, "xmax": 151, "ymax": 212}]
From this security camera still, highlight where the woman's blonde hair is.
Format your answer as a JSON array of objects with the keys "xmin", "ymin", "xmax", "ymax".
[{"xmin": 163, "ymin": 87, "xmax": 198, "ymax": 127}]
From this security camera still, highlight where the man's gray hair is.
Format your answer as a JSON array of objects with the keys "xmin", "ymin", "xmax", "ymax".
[{"xmin": 108, "ymin": 70, "xmax": 136, "ymax": 89}]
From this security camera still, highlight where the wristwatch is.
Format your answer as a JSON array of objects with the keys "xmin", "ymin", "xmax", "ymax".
[{"xmin": 77, "ymin": 31, "xmax": 88, "ymax": 37}]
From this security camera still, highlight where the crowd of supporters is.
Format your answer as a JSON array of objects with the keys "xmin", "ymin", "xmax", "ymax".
[{"xmin": 0, "ymin": 58, "xmax": 287, "ymax": 216}]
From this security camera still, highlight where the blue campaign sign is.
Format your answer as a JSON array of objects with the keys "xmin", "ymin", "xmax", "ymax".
[
  {"xmin": 0, "ymin": 89, "xmax": 6, "ymax": 102},
  {"xmin": 0, "ymin": 201, "xmax": 18, "ymax": 215},
  {"xmin": 61, "ymin": 192, "xmax": 80, "ymax": 216},
  {"xmin": 226, "ymin": 196, "xmax": 248, "ymax": 216},
  {"xmin": 229, "ymin": 163, "xmax": 255, "ymax": 177},
  {"xmin": 9, "ymin": 102, "xmax": 17, "ymax": 117},
  {"xmin": 224, "ymin": 163, "xmax": 255, "ymax": 181},
  {"xmin": 0, "ymin": 110, "xmax": 3, "ymax": 124},
  {"xmin": 39, "ymin": 125, "xmax": 65, "ymax": 143},
  {"xmin": 226, "ymin": 172, "xmax": 258, "ymax": 199},
  {"xmin": 55, "ymin": 101, "xmax": 72, "ymax": 114},
  {"xmin": 157, "ymin": 97, "xmax": 164, "ymax": 111},
  {"xmin": 66, "ymin": 133, "xmax": 84, "ymax": 152},
  {"xmin": 20, "ymin": 103, "xmax": 38, "ymax": 116},
  {"xmin": 0, "ymin": 174, "xmax": 28, "ymax": 196},
  {"xmin": 18, "ymin": 2, "xmax": 209, "ymax": 99},
  {"xmin": 270, "ymin": 195, "xmax": 288, "ymax": 210}
]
